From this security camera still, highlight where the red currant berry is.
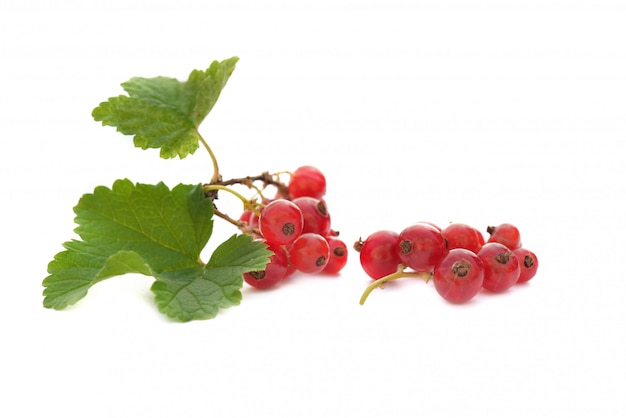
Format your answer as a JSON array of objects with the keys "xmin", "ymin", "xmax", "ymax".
[
  {"xmin": 416, "ymin": 221, "xmax": 442, "ymax": 232},
  {"xmin": 442, "ymin": 223, "xmax": 485, "ymax": 254},
  {"xmin": 244, "ymin": 243, "xmax": 290, "ymax": 289},
  {"xmin": 288, "ymin": 166, "xmax": 326, "ymax": 199},
  {"xmin": 477, "ymin": 242, "xmax": 521, "ymax": 292},
  {"xmin": 239, "ymin": 209, "xmax": 260, "ymax": 229},
  {"xmin": 433, "ymin": 249, "xmax": 485, "ymax": 303},
  {"xmin": 323, "ymin": 236, "xmax": 348, "ymax": 274},
  {"xmin": 292, "ymin": 196, "xmax": 331, "ymax": 236},
  {"xmin": 487, "ymin": 223, "xmax": 522, "ymax": 250},
  {"xmin": 288, "ymin": 233, "xmax": 330, "ymax": 274},
  {"xmin": 248, "ymin": 211, "xmax": 260, "ymax": 229},
  {"xmin": 356, "ymin": 230, "xmax": 402, "ymax": 280},
  {"xmin": 513, "ymin": 248, "xmax": 538, "ymax": 284},
  {"xmin": 259, "ymin": 199, "xmax": 303, "ymax": 245},
  {"xmin": 398, "ymin": 223, "xmax": 448, "ymax": 272},
  {"xmin": 239, "ymin": 209, "xmax": 252, "ymax": 224}
]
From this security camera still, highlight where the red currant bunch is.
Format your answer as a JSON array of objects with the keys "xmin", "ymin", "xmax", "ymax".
[
  {"xmin": 234, "ymin": 166, "xmax": 348, "ymax": 289},
  {"xmin": 355, "ymin": 222, "xmax": 538, "ymax": 305}
]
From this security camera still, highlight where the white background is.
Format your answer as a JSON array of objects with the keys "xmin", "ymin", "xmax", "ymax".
[{"xmin": 2, "ymin": 0, "xmax": 625, "ymax": 417}]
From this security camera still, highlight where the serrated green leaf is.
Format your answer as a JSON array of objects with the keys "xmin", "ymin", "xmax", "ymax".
[
  {"xmin": 92, "ymin": 56, "xmax": 239, "ymax": 159},
  {"xmin": 43, "ymin": 180, "xmax": 272, "ymax": 321},
  {"xmin": 206, "ymin": 233, "xmax": 275, "ymax": 276},
  {"xmin": 151, "ymin": 235, "xmax": 271, "ymax": 322},
  {"xmin": 43, "ymin": 180, "xmax": 214, "ymax": 310},
  {"xmin": 185, "ymin": 58, "xmax": 239, "ymax": 126},
  {"xmin": 73, "ymin": 179, "xmax": 214, "ymax": 269},
  {"xmin": 92, "ymin": 95, "xmax": 200, "ymax": 158},
  {"xmin": 43, "ymin": 242, "xmax": 154, "ymax": 309}
]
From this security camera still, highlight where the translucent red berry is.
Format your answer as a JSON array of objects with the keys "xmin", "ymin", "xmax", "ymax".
[
  {"xmin": 398, "ymin": 223, "xmax": 448, "ymax": 272},
  {"xmin": 513, "ymin": 247, "xmax": 538, "ymax": 284},
  {"xmin": 292, "ymin": 196, "xmax": 331, "ymax": 236},
  {"xmin": 323, "ymin": 236, "xmax": 348, "ymax": 274},
  {"xmin": 442, "ymin": 222, "xmax": 485, "ymax": 254},
  {"xmin": 487, "ymin": 223, "xmax": 522, "ymax": 250},
  {"xmin": 356, "ymin": 230, "xmax": 402, "ymax": 280},
  {"xmin": 239, "ymin": 209, "xmax": 260, "ymax": 231},
  {"xmin": 244, "ymin": 243, "xmax": 290, "ymax": 289},
  {"xmin": 258, "ymin": 199, "xmax": 303, "ymax": 245},
  {"xmin": 288, "ymin": 166, "xmax": 327, "ymax": 199},
  {"xmin": 239, "ymin": 209, "xmax": 253, "ymax": 224},
  {"xmin": 416, "ymin": 221, "xmax": 442, "ymax": 232},
  {"xmin": 477, "ymin": 242, "xmax": 521, "ymax": 292},
  {"xmin": 433, "ymin": 249, "xmax": 485, "ymax": 303},
  {"xmin": 288, "ymin": 233, "xmax": 330, "ymax": 274}
]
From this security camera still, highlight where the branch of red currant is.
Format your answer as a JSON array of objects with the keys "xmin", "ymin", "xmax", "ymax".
[
  {"xmin": 215, "ymin": 172, "xmax": 292, "ymax": 200},
  {"xmin": 354, "ymin": 222, "xmax": 539, "ymax": 305},
  {"xmin": 202, "ymin": 165, "xmax": 349, "ymax": 289},
  {"xmin": 203, "ymin": 171, "xmax": 292, "ymax": 235},
  {"xmin": 198, "ymin": 122, "xmax": 348, "ymax": 285}
]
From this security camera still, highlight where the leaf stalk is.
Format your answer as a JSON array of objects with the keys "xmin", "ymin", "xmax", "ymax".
[{"xmin": 198, "ymin": 131, "xmax": 221, "ymax": 184}]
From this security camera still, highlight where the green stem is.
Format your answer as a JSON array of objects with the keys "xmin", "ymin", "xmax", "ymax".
[
  {"xmin": 198, "ymin": 131, "xmax": 220, "ymax": 184},
  {"xmin": 359, "ymin": 265, "xmax": 432, "ymax": 305},
  {"xmin": 203, "ymin": 184, "xmax": 263, "ymax": 214}
]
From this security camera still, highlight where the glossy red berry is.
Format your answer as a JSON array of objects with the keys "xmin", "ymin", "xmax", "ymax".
[
  {"xmin": 239, "ymin": 209, "xmax": 260, "ymax": 230},
  {"xmin": 433, "ymin": 249, "xmax": 485, "ymax": 303},
  {"xmin": 292, "ymin": 196, "xmax": 331, "ymax": 236},
  {"xmin": 288, "ymin": 233, "xmax": 330, "ymax": 274},
  {"xmin": 513, "ymin": 248, "xmax": 539, "ymax": 284},
  {"xmin": 244, "ymin": 243, "xmax": 290, "ymax": 289},
  {"xmin": 416, "ymin": 221, "xmax": 442, "ymax": 232},
  {"xmin": 442, "ymin": 223, "xmax": 485, "ymax": 254},
  {"xmin": 356, "ymin": 230, "xmax": 402, "ymax": 280},
  {"xmin": 398, "ymin": 223, "xmax": 448, "ymax": 272},
  {"xmin": 477, "ymin": 242, "xmax": 521, "ymax": 292},
  {"xmin": 487, "ymin": 223, "xmax": 522, "ymax": 250},
  {"xmin": 323, "ymin": 236, "xmax": 348, "ymax": 274},
  {"xmin": 258, "ymin": 199, "xmax": 303, "ymax": 245},
  {"xmin": 288, "ymin": 166, "xmax": 326, "ymax": 199},
  {"xmin": 239, "ymin": 209, "xmax": 253, "ymax": 224}
]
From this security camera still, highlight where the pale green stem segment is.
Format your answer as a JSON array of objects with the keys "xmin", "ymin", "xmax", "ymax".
[
  {"xmin": 198, "ymin": 132, "xmax": 220, "ymax": 184},
  {"xmin": 359, "ymin": 265, "xmax": 432, "ymax": 305},
  {"xmin": 203, "ymin": 184, "xmax": 263, "ymax": 216}
]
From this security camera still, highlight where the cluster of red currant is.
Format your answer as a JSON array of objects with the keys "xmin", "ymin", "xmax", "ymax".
[
  {"xmin": 235, "ymin": 166, "xmax": 348, "ymax": 289},
  {"xmin": 355, "ymin": 222, "xmax": 538, "ymax": 304}
]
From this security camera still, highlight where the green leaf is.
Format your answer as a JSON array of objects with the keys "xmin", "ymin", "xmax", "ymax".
[
  {"xmin": 152, "ymin": 235, "xmax": 271, "ymax": 322},
  {"xmin": 43, "ymin": 180, "xmax": 212, "ymax": 310},
  {"xmin": 92, "ymin": 57, "xmax": 239, "ymax": 159},
  {"xmin": 73, "ymin": 179, "xmax": 214, "ymax": 270},
  {"xmin": 43, "ymin": 180, "xmax": 201, "ymax": 309},
  {"xmin": 43, "ymin": 179, "xmax": 272, "ymax": 321},
  {"xmin": 43, "ymin": 241, "xmax": 155, "ymax": 309}
]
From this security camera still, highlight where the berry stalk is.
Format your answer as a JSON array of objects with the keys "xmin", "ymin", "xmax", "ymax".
[
  {"xmin": 202, "ymin": 172, "xmax": 293, "ymax": 235},
  {"xmin": 216, "ymin": 172, "xmax": 291, "ymax": 200},
  {"xmin": 359, "ymin": 264, "xmax": 432, "ymax": 305}
]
